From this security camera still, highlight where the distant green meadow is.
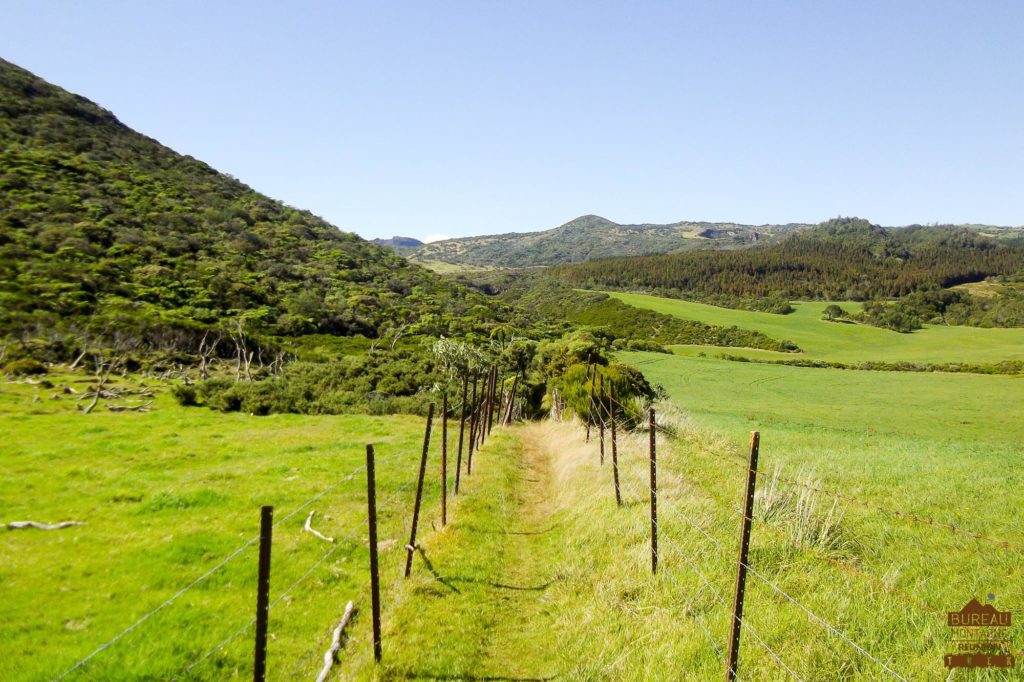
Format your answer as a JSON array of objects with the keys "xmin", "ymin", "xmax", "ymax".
[{"xmin": 607, "ymin": 292, "xmax": 1024, "ymax": 364}]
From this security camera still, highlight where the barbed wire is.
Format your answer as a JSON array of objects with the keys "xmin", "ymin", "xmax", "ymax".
[
  {"xmin": 177, "ymin": 478, "xmax": 417, "ymax": 678},
  {"xmin": 649, "ymin": 417, "xmax": 1023, "ymax": 552},
  {"xmin": 53, "ymin": 453, "xmax": 401, "ymax": 681}
]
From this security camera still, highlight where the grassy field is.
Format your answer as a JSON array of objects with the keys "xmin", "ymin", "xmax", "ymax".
[
  {"xmin": 615, "ymin": 349, "xmax": 1024, "ymax": 678},
  {"xmin": 4, "ymin": 362, "xmax": 1023, "ymax": 679},
  {"xmin": 0, "ymin": 371, "xmax": 455, "ymax": 681},
  {"xmin": 607, "ymin": 292, "xmax": 1024, "ymax": 364}
]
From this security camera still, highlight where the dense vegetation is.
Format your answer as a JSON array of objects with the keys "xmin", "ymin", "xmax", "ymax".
[
  {"xmin": 0, "ymin": 58, "xmax": 508, "ymax": 367},
  {"xmin": 554, "ymin": 217, "xmax": 1024, "ymax": 309},
  {"xmin": 472, "ymin": 272, "xmax": 799, "ymax": 352},
  {"xmin": 410, "ymin": 214, "xmax": 810, "ymax": 268},
  {"xmin": 857, "ymin": 279, "xmax": 1024, "ymax": 331}
]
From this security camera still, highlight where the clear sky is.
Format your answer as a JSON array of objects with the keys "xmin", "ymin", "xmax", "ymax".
[{"xmin": 2, "ymin": 1, "xmax": 1022, "ymax": 240}]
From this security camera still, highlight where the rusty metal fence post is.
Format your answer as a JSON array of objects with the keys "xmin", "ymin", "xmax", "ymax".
[
  {"xmin": 441, "ymin": 393, "xmax": 448, "ymax": 526},
  {"xmin": 610, "ymin": 384, "xmax": 621, "ymax": 507},
  {"xmin": 365, "ymin": 445, "xmax": 382, "ymax": 663},
  {"xmin": 725, "ymin": 431, "xmax": 760, "ymax": 681},
  {"xmin": 455, "ymin": 374, "xmax": 467, "ymax": 495},
  {"xmin": 598, "ymin": 374, "xmax": 605, "ymax": 465},
  {"xmin": 253, "ymin": 505, "xmax": 273, "ymax": 682},
  {"xmin": 649, "ymin": 407, "xmax": 658, "ymax": 574},
  {"xmin": 404, "ymin": 403, "xmax": 434, "ymax": 577}
]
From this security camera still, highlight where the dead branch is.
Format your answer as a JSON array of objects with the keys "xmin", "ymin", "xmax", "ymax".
[
  {"xmin": 303, "ymin": 511, "xmax": 334, "ymax": 543},
  {"xmin": 106, "ymin": 401, "xmax": 153, "ymax": 413},
  {"xmin": 7, "ymin": 521, "xmax": 86, "ymax": 531},
  {"xmin": 83, "ymin": 358, "xmax": 112, "ymax": 415},
  {"xmin": 315, "ymin": 601, "xmax": 356, "ymax": 682}
]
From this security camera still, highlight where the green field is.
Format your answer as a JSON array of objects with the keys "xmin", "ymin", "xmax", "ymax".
[
  {"xmin": 0, "ymin": 373, "xmax": 450, "ymax": 680},
  {"xmin": 608, "ymin": 292, "xmax": 1024, "ymax": 364}
]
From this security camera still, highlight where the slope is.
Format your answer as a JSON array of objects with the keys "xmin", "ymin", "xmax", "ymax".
[{"xmin": 0, "ymin": 58, "xmax": 503, "ymax": 360}]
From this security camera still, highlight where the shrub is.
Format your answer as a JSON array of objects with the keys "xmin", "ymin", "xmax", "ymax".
[{"xmin": 3, "ymin": 358, "xmax": 47, "ymax": 375}]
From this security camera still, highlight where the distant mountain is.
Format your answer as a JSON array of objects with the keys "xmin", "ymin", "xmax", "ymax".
[
  {"xmin": 0, "ymin": 58, "xmax": 504, "ymax": 359},
  {"xmin": 371, "ymin": 236, "xmax": 424, "ymax": 256},
  {"xmin": 554, "ymin": 217, "xmax": 1024, "ymax": 301},
  {"xmin": 409, "ymin": 214, "xmax": 814, "ymax": 268}
]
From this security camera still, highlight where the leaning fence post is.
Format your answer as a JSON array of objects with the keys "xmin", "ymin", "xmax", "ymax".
[
  {"xmin": 253, "ymin": 505, "xmax": 273, "ymax": 682},
  {"xmin": 405, "ymin": 403, "xmax": 434, "ymax": 577},
  {"xmin": 725, "ymin": 431, "xmax": 760, "ymax": 681},
  {"xmin": 598, "ymin": 373, "xmax": 605, "ymax": 465},
  {"xmin": 441, "ymin": 393, "xmax": 448, "ymax": 526},
  {"xmin": 649, "ymin": 407, "xmax": 658, "ymax": 574},
  {"xmin": 455, "ymin": 374, "xmax": 468, "ymax": 495},
  {"xmin": 610, "ymin": 385, "xmax": 621, "ymax": 507},
  {"xmin": 365, "ymin": 445, "xmax": 382, "ymax": 663}
]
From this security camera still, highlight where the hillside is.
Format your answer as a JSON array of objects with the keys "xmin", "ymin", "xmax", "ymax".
[
  {"xmin": 0, "ymin": 58, "xmax": 505, "ymax": 362},
  {"xmin": 554, "ymin": 217, "xmax": 1024, "ymax": 302},
  {"xmin": 409, "ymin": 214, "xmax": 812, "ymax": 268}
]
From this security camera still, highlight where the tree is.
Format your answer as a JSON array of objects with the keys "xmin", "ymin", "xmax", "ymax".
[{"xmin": 822, "ymin": 304, "xmax": 847, "ymax": 321}]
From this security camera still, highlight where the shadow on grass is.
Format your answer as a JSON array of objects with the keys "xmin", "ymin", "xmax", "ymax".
[{"xmin": 415, "ymin": 548, "xmax": 554, "ymax": 593}]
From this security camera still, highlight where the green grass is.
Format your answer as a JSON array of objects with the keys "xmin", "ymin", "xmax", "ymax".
[
  {"xmin": 0, "ymin": 372, "xmax": 451, "ymax": 681},
  {"xmin": 614, "ymin": 350, "xmax": 1024, "ymax": 678},
  {"xmin": 607, "ymin": 292, "xmax": 1024, "ymax": 364}
]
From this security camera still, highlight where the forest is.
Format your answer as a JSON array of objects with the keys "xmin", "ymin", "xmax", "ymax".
[{"xmin": 553, "ymin": 218, "xmax": 1024, "ymax": 315}]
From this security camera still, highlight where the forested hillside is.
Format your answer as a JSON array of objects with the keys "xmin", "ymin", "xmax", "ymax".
[
  {"xmin": 555, "ymin": 218, "xmax": 1024, "ymax": 302},
  {"xmin": 0, "ymin": 58, "xmax": 506, "ymax": 362},
  {"xmin": 409, "ymin": 214, "xmax": 810, "ymax": 268}
]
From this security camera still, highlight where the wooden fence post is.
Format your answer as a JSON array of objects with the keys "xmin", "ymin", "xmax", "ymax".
[
  {"xmin": 455, "ymin": 374, "xmax": 468, "ymax": 495},
  {"xmin": 725, "ymin": 431, "xmax": 760, "ymax": 681},
  {"xmin": 253, "ymin": 505, "xmax": 273, "ymax": 682},
  {"xmin": 503, "ymin": 374, "xmax": 519, "ymax": 425},
  {"xmin": 610, "ymin": 385, "xmax": 621, "ymax": 506},
  {"xmin": 598, "ymin": 374, "xmax": 605, "ymax": 465},
  {"xmin": 365, "ymin": 445, "xmax": 382, "ymax": 663},
  {"xmin": 467, "ymin": 375, "xmax": 478, "ymax": 475},
  {"xmin": 649, "ymin": 407, "xmax": 658, "ymax": 574},
  {"xmin": 586, "ymin": 362, "xmax": 596, "ymax": 442},
  {"xmin": 441, "ymin": 393, "xmax": 448, "ymax": 526},
  {"xmin": 404, "ymin": 403, "xmax": 434, "ymax": 577}
]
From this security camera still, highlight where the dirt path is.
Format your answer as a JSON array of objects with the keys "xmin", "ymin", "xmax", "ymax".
[{"xmin": 476, "ymin": 424, "xmax": 560, "ymax": 679}]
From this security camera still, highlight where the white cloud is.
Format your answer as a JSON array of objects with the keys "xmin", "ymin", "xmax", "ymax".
[{"xmin": 423, "ymin": 234, "xmax": 452, "ymax": 243}]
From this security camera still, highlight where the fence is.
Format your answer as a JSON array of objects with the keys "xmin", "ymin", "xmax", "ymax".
[
  {"xmin": 584, "ymin": 374, "xmax": 1021, "ymax": 681},
  {"xmin": 52, "ymin": 364, "xmax": 516, "ymax": 681}
]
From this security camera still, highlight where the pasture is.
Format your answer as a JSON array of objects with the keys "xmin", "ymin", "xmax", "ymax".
[
  {"xmin": 607, "ymin": 291, "xmax": 1024, "ymax": 364},
  {"xmin": 0, "ymin": 373, "xmax": 437, "ymax": 680}
]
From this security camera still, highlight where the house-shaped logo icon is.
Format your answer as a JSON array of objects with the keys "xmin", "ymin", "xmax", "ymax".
[{"xmin": 948, "ymin": 599, "xmax": 1012, "ymax": 627}]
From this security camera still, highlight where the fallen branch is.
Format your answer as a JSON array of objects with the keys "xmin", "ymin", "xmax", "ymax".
[
  {"xmin": 315, "ymin": 601, "xmax": 356, "ymax": 682},
  {"xmin": 303, "ymin": 511, "xmax": 334, "ymax": 543},
  {"xmin": 106, "ymin": 401, "xmax": 154, "ymax": 413},
  {"xmin": 7, "ymin": 521, "xmax": 86, "ymax": 531}
]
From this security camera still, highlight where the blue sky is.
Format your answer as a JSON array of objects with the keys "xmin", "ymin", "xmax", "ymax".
[{"xmin": 3, "ymin": 1, "xmax": 1022, "ymax": 240}]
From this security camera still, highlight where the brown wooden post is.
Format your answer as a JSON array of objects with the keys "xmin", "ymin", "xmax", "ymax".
[
  {"xmin": 610, "ymin": 384, "xmax": 621, "ymax": 506},
  {"xmin": 494, "ymin": 373, "xmax": 505, "ymax": 429},
  {"xmin": 503, "ymin": 374, "xmax": 519, "ymax": 425},
  {"xmin": 467, "ymin": 375, "xmax": 478, "ymax": 475},
  {"xmin": 404, "ymin": 403, "xmax": 434, "ymax": 577},
  {"xmin": 455, "ymin": 374, "xmax": 468, "ymax": 495},
  {"xmin": 441, "ymin": 393, "xmax": 448, "ymax": 526},
  {"xmin": 585, "ymin": 358, "xmax": 595, "ymax": 442},
  {"xmin": 253, "ymin": 505, "xmax": 273, "ymax": 682},
  {"xmin": 365, "ymin": 445, "xmax": 382, "ymax": 663},
  {"xmin": 725, "ymin": 431, "xmax": 760, "ymax": 681},
  {"xmin": 649, "ymin": 407, "xmax": 658, "ymax": 574},
  {"xmin": 486, "ymin": 366, "xmax": 496, "ymax": 437},
  {"xmin": 598, "ymin": 373, "xmax": 605, "ymax": 465}
]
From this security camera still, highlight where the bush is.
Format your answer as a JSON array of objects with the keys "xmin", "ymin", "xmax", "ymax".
[{"xmin": 3, "ymin": 358, "xmax": 47, "ymax": 375}]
